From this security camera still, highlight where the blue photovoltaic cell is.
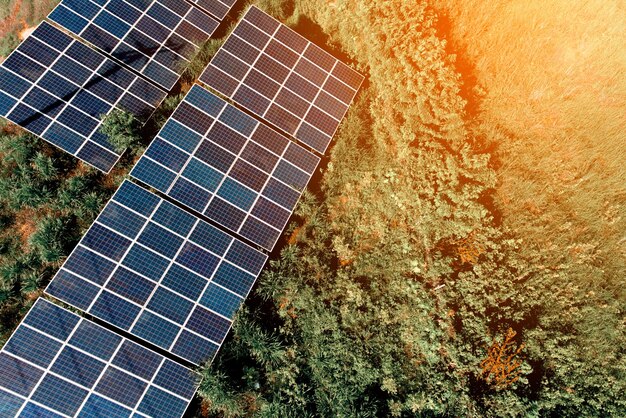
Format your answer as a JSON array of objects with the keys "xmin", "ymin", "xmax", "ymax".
[
  {"xmin": 131, "ymin": 85, "xmax": 320, "ymax": 250},
  {"xmin": 0, "ymin": 299, "xmax": 198, "ymax": 417},
  {"xmin": 0, "ymin": 22, "xmax": 166, "ymax": 173},
  {"xmin": 48, "ymin": 0, "xmax": 219, "ymax": 90},
  {"xmin": 200, "ymin": 6, "xmax": 364, "ymax": 154},
  {"xmin": 46, "ymin": 180, "xmax": 267, "ymax": 365}
]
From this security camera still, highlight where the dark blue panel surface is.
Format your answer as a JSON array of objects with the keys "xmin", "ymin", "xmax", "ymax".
[
  {"xmin": 153, "ymin": 201, "xmax": 197, "ymax": 236},
  {"xmin": 50, "ymin": 0, "xmax": 219, "ymax": 90},
  {"xmin": 90, "ymin": 291, "xmax": 142, "ymax": 330},
  {"xmin": 0, "ymin": 389, "xmax": 24, "ymax": 416},
  {"xmin": 106, "ymin": 267, "xmax": 156, "ymax": 304},
  {"xmin": 211, "ymin": 261, "xmax": 257, "ymax": 297},
  {"xmin": 161, "ymin": 263, "xmax": 206, "ymax": 300},
  {"xmin": 147, "ymin": 287, "xmax": 194, "ymax": 324},
  {"xmin": 131, "ymin": 310, "xmax": 180, "ymax": 349},
  {"xmin": 169, "ymin": 177, "xmax": 211, "ymax": 213},
  {"xmin": 21, "ymin": 402, "xmax": 65, "ymax": 418},
  {"xmin": 154, "ymin": 360, "xmax": 198, "ymax": 398},
  {"xmin": 81, "ymin": 223, "xmax": 132, "ymax": 261},
  {"xmin": 4, "ymin": 325, "xmax": 61, "ymax": 367},
  {"xmin": 0, "ymin": 299, "xmax": 198, "ymax": 417},
  {"xmin": 46, "ymin": 180, "xmax": 265, "ymax": 366},
  {"xmin": 79, "ymin": 394, "xmax": 132, "ymax": 418},
  {"xmin": 122, "ymin": 244, "xmax": 170, "ymax": 280},
  {"xmin": 112, "ymin": 340, "xmax": 162, "ymax": 381},
  {"xmin": 32, "ymin": 374, "xmax": 88, "ymax": 416},
  {"xmin": 131, "ymin": 85, "xmax": 317, "ymax": 250},
  {"xmin": 0, "ymin": 352, "xmax": 43, "ymax": 397},
  {"xmin": 131, "ymin": 157, "xmax": 176, "ymax": 193},
  {"xmin": 69, "ymin": 320, "xmax": 122, "ymax": 360},
  {"xmin": 23, "ymin": 298, "xmax": 79, "ymax": 341},
  {"xmin": 138, "ymin": 387, "xmax": 188, "ymax": 418},
  {"xmin": 0, "ymin": 22, "xmax": 165, "ymax": 173},
  {"xmin": 51, "ymin": 346, "xmax": 106, "ymax": 388},
  {"xmin": 95, "ymin": 368, "xmax": 147, "ymax": 407},
  {"xmin": 98, "ymin": 201, "xmax": 147, "ymax": 238},
  {"xmin": 200, "ymin": 283, "xmax": 242, "ymax": 318},
  {"xmin": 171, "ymin": 330, "xmax": 218, "ymax": 365},
  {"xmin": 63, "ymin": 246, "xmax": 116, "ymax": 286},
  {"xmin": 160, "ymin": 119, "xmax": 203, "ymax": 153},
  {"xmin": 114, "ymin": 180, "xmax": 160, "ymax": 217},
  {"xmin": 176, "ymin": 242, "xmax": 219, "ymax": 278}
]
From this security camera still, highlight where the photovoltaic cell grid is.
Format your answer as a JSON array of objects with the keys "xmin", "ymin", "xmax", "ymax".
[
  {"xmin": 46, "ymin": 180, "xmax": 267, "ymax": 365},
  {"xmin": 48, "ymin": 0, "xmax": 219, "ymax": 90},
  {"xmin": 188, "ymin": 0, "xmax": 236, "ymax": 21},
  {"xmin": 131, "ymin": 85, "xmax": 319, "ymax": 251},
  {"xmin": 0, "ymin": 299, "xmax": 198, "ymax": 418},
  {"xmin": 199, "ymin": 6, "xmax": 364, "ymax": 155},
  {"xmin": 0, "ymin": 22, "xmax": 166, "ymax": 173}
]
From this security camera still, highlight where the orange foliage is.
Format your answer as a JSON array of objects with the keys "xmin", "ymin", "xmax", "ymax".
[
  {"xmin": 278, "ymin": 297, "xmax": 296, "ymax": 319},
  {"xmin": 480, "ymin": 328, "xmax": 525, "ymax": 389},
  {"xmin": 287, "ymin": 225, "xmax": 303, "ymax": 245},
  {"xmin": 452, "ymin": 230, "xmax": 485, "ymax": 264}
]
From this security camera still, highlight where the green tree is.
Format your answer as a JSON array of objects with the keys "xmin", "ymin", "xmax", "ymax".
[{"xmin": 99, "ymin": 108, "xmax": 143, "ymax": 155}]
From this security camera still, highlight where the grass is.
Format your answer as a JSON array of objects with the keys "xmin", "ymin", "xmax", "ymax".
[
  {"xmin": 432, "ymin": 0, "xmax": 626, "ymax": 283},
  {"xmin": 0, "ymin": 0, "xmax": 58, "ymax": 57}
]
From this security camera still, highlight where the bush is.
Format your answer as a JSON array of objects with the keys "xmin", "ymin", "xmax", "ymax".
[{"xmin": 99, "ymin": 109, "xmax": 143, "ymax": 155}]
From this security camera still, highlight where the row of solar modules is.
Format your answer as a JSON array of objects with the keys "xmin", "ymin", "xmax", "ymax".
[
  {"xmin": 0, "ymin": 22, "xmax": 166, "ymax": 172},
  {"xmin": 0, "ymin": 299, "xmax": 198, "ymax": 418},
  {"xmin": 0, "ymin": 0, "xmax": 237, "ymax": 172},
  {"xmin": 131, "ymin": 85, "xmax": 319, "ymax": 250},
  {"xmin": 200, "ymin": 6, "xmax": 364, "ymax": 154},
  {"xmin": 48, "ymin": 0, "xmax": 219, "ymax": 90},
  {"xmin": 47, "ymin": 180, "xmax": 268, "ymax": 366},
  {"xmin": 0, "ymin": 6, "xmax": 364, "ymax": 417}
]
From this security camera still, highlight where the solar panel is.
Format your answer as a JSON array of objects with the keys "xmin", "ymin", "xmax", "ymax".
[
  {"xmin": 130, "ymin": 84, "xmax": 319, "ymax": 250},
  {"xmin": 46, "ymin": 180, "xmax": 267, "ymax": 365},
  {"xmin": 0, "ymin": 298, "xmax": 198, "ymax": 418},
  {"xmin": 199, "ymin": 5, "xmax": 364, "ymax": 154},
  {"xmin": 0, "ymin": 22, "xmax": 166, "ymax": 173},
  {"xmin": 188, "ymin": 0, "xmax": 236, "ymax": 21},
  {"xmin": 48, "ymin": 0, "xmax": 219, "ymax": 90}
]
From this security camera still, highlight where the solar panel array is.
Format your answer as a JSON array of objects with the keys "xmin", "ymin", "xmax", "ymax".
[
  {"xmin": 199, "ymin": 6, "xmax": 364, "ymax": 154},
  {"xmin": 0, "ymin": 299, "xmax": 198, "ymax": 418},
  {"xmin": 189, "ymin": 0, "xmax": 237, "ymax": 21},
  {"xmin": 46, "ymin": 180, "xmax": 268, "ymax": 365},
  {"xmin": 131, "ymin": 85, "xmax": 319, "ymax": 250},
  {"xmin": 0, "ymin": 6, "xmax": 364, "ymax": 416},
  {"xmin": 0, "ymin": 22, "xmax": 166, "ymax": 172},
  {"xmin": 48, "ymin": 0, "xmax": 219, "ymax": 90}
]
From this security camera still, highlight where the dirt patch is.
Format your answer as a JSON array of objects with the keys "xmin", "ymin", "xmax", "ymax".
[
  {"xmin": 0, "ymin": 0, "xmax": 23, "ymax": 38},
  {"xmin": 14, "ymin": 207, "xmax": 37, "ymax": 245}
]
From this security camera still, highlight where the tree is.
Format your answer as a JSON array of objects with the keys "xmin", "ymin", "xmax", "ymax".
[{"xmin": 99, "ymin": 108, "xmax": 143, "ymax": 155}]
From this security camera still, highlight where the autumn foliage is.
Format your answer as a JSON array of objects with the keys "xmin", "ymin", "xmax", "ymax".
[{"xmin": 480, "ymin": 328, "xmax": 525, "ymax": 390}]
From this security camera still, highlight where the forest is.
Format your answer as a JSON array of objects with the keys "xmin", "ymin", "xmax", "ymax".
[{"xmin": 0, "ymin": 0, "xmax": 624, "ymax": 416}]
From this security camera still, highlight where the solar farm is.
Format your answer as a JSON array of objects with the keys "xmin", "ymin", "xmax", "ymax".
[{"xmin": 0, "ymin": 3, "xmax": 362, "ymax": 417}]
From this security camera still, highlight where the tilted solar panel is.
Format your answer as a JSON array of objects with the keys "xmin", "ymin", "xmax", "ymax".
[
  {"xmin": 48, "ymin": 0, "xmax": 219, "ymax": 90},
  {"xmin": 199, "ymin": 5, "xmax": 364, "ymax": 154},
  {"xmin": 131, "ymin": 85, "xmax": 319, "ymax": 250},
  {"xmin": 0, "ymin": 298, "xmax": 198, "ymax": 418},
  {"xmin": 188, "ymin": 0, "xmax": 236, "ymax": 21},
  {"xmin": 0, "ymin": 22, "xmax": 166, "ymax": 173},
  {"xmin": 46, "ymin": 180, "xmax": 267, "ymax": 365}
]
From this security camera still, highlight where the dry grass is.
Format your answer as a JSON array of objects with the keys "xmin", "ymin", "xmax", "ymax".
[{"xmin": 433, "ymin": 0, "xmax": 626, "ymax": 275}]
